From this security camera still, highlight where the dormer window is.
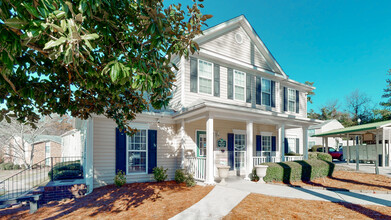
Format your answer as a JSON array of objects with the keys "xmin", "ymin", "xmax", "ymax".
[
  {"xmin": 234, "ymin": 70, "xmax": 246, "ymax": 101},
  {"xmin": 198, "ymin": 60, "xmax": 213, "ymax": 95}
]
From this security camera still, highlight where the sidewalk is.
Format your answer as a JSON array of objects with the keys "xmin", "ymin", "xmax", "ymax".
[{"xmin": 170, "ymin": 178, "xmax": 391, "ymax": 220}]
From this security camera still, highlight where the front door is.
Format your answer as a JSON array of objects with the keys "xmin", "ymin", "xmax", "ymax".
[
  {"xmin": 197, "ymin": 131, "xmax": 207, "ymax": 157},
  {"xmin": 234, "ymin": 134, "xmax": 246, "ymax": 175}
]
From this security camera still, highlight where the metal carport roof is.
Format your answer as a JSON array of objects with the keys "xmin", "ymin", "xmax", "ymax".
[{"xmin": 312, "ymin": 120, "xmax": 391, "ymax": 137}]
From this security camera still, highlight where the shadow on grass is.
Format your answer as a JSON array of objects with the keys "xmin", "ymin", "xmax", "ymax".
[{"xmin": 0, "ymin": 181, "xmax": 189, "ymax": 219}]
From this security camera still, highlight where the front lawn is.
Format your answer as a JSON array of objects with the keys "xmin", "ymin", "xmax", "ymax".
[
  {"xmin": 0, "ymin": 181, "xmax": 213, "ymax": 220},
  {"xmin": 224, "ymin": 193, "xmax": 391, "ymax": 219}
]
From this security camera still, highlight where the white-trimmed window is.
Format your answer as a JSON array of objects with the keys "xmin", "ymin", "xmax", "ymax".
[
  {"xmin": 262, "ymin": 79, "xmax": 271, "ymax": 106},
  {"xmin": 288, "ymin": 88, "xmax": 296, "ymax": 112},
  {"xmin": 234, "ymin": 70, "xmax": 245, "ymax": 101},
  {"xmin": 127, "ymin": 129, "xmax": 148, "ymax": 174},
  {"xmin": 261, "ymin": 136, "xmax": 271, "ymax": 156},
  {"xmin": 198, "ymin": 59, "xmax": 213, "ymax": 94},
  {"xmin": 287, "ymin": 138, "xmax": 296, "ymax": 153}
]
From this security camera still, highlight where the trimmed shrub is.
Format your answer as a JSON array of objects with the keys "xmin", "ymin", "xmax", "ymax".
[
  {"xmin": 285, "ymin": 152, "xmax": 302, "ymax": 156},
  {"xmin": 174, "ymin": 169, "xmax": 186, "ymax": 183},
  {"xmin": 12, "ymin": 164, "xmax": 21, "ymax": 170},
  {"xmin": 185, "ymin": 173, "xmax": 196, "ymax": 187},
  {"xmin": 263, "ymin": 159, "xmax": 335, "ymax": 183},
  {"xmin": 114, "ymin": 170, "xmax": 126, "ymax": 187},
  {"xmin": 153, "ymin": 166, "xmax": 168, "ymax": 182},
  {"xmin": 308, "ymin": 152, "xmax": 317, "ymax": 160},
  {"xmin": 251, "ymin": 168, "xmax": 259, "ymax": 181},
  {"xmin": 316, "ymin": 152, "xmax": 332, "ymax": 162},
  {"xmin": 48, "ymin": 160, "xmax": 83, "ymax": 181},
  {"xmin": 309, "ymin": 145, "xmax": 323, "ymax": 152}
]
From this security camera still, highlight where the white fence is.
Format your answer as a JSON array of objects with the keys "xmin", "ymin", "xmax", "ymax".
[
  {"xmin": 284, "ymin": 156, "xmax": 304, "ymax": 162},
  {"xmin": 185, "ymin": 157, "xmax": 206, "ymax": 181}
]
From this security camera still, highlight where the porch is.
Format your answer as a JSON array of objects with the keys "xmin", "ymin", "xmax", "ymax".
[{"xmin": 174, "ymin": 101, "xmax": 317, "ymax": 183}]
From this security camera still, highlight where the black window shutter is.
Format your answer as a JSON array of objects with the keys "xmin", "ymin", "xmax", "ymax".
[
  {"xmin": 283, "ymin": 87, "xmax": 288, "ymax": 112},
  {"xmin": 190, "ymin": 57, "xmax": 198, "ymax": 93},
  {"xmin": 256, "ymin": 76, "xmax": 262, "ymax": 105},
  {"xmin": 271, "ymin": 81, "xmax": 276, "ymax": 108},
  {"xmin": 115, "ymin": 128, "xmax": 127, "ymax": 174},
  {"xmin": 272, "ymin": 136, "xmax": 276, "ymax": 151},
  {"xmin": 214, "ymin": 63, "xmax": 220, "ymax": 97},
  {"xmin": 228, "ymin": 133, "xmax": 234, "ymax": 170},
  {"xmin": 296, "ymin": 90, "xmax": 300, "ymax": 113},
  {"xmin": 148, "ymin": 129, "xmax": 157, "ymax": 174},
  {"xmin": 296, "ymin": 138, "xmax": 300, "ymax": 154},
  {"xmin": 246, "ymin": 73, "xmax": 252, "ymax": 103},
  {"xmin": 284, "ymin": 138, "xmax": 288, "ymax": 154},
  {"xmin": 227, "ymin": 68, "xmax": 233, "ymax": 99},
  {"xmin": 256, "ymin": 135, "xmax": 262, "ymax": 156}
]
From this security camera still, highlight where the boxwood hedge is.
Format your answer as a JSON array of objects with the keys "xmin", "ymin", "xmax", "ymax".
[
  {"xmin": 308, "ymin": 152, "xmax": 332, "ymax": 162},
  {"xmin": 263, "ymin": 159, "xmax": 334, "ymax": 183},
  {"xmin": 48, "ymin": 160, "xmax": 83, "ymax": 181}
]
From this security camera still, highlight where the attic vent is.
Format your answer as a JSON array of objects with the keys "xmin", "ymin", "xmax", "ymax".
[{"xmin": 235, "ymin": 33, "xmax": 243, "ymax": 44}]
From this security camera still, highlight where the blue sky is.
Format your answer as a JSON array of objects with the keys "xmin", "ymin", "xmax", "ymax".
[{"xmin": 167, "ymin": 0, "xmax": 391, "ymax": 112}]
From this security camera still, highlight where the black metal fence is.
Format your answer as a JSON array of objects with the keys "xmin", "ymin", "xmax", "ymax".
[{"xmin": 0, "ymin": 156, "xmax": 82, "ymax": 201}]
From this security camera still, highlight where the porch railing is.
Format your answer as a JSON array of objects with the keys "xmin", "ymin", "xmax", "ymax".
[
  {"xmin": 184, "ymin": 157, "xmax": 206, "ymax": 181},
  {"xmin": 0, "ymin": 156, "xmax": 82, "ymax": 201},
  {"xmin": 253, "ymin": 156, "xmax": 304, "ymax": 166},
  {"xmin": 253, "ymin": 156, "xmax": 278, "ymax": 166},
  {"xmin": 284, "ymin": 156, "xmax": 304, "ymax": 162}
]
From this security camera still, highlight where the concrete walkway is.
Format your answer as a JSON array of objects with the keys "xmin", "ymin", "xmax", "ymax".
[
  {"xmin": 170, "ymin": 177, "xmax": 391, "ymax": 220},
  {"xmin": 170, "ymin": 185, "xmax": 249, "ymax": 220}
]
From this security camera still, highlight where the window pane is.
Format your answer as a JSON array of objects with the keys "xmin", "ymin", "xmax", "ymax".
[
  {"xmin": 262, "ymin": 93, "xmax": 271, "ymax": 106},
  {"xmin": 234, "ymin": 71, "xmax": 245, "ymax": 87},
  {"xmin": 128, "ymin": 152, "xmax": 146, "ymax": 173},
  {"xmin": 262, "ymin": 79, "xmax": 271, "ymax": 93},
  {"xmin": 289, "ymin": 100, "xmax": 295, "ymax": 112},
  {"xmin": 235, "ymin": 86, "xmax": 245, "ymax": 101},
  {"xmin": 199, "ymin": 78, "xmax": 212, "ymax": 94},
  {"xmin": 199, "ymin": 60, "xmax": 212, "ymax": 79}
]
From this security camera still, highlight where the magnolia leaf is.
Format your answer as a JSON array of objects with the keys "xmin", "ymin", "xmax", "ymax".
[
  {"xmin": 4, "ymin": 18, "xmax": 28, "ymax": 29},
  {"xmin": 22, "ymin": 3, "xmax": 41, "ymax": 18},
  {"xmin": 81, "ymin": 34, "xmax": 99, "ymax": 40},
  {"xmin": 43, "ymin": 37, "xmax": 67, "ymax": 50}
]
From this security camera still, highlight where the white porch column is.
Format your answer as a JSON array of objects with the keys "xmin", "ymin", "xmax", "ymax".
[
  {"xmin": 355, "ymin": 135, "xmax": 360, "ymax": 171},
  {"xmin": 382, "ymin": 128, "xmax": 386, "ymax": 167},
  {"xmin": 205, "ymin": 116, "xmax": 215, "ymax": 184},
  {"xmin": 245, "ymin": 121, "xmax": 254, "ymax": 180},
  {"xmin": 279, "ymin": 124, "xmax": 285, "ymax": 162},
  {"xmin": 346, "ymin": 134, "xmax": 350, "ymax": 165},
  {"xmin": 302, "ymin": 126, "xmax": 309, "ymax": 160},
  {"xmin": 325, "ymin": 138, "xmax": 329, "ymax": 153},
  {"xmin": 375, "ymin": 130, "xmax": 379, "ymax": 174},
  {"xmin": 85, "ymin": 118, "xmax": 94, "ymax": 194},
  {"xmin": 180, "ymin": 119, "xmax": 185, "ymax": 169},
  {"xmin": 322, "ymin": 137, "xmax": 325, "ymax": 152}
]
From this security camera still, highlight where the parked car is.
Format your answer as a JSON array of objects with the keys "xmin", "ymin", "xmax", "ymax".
[{"xmin": 317, "ymin": 147, "xmax": 343, "ymax": 161}]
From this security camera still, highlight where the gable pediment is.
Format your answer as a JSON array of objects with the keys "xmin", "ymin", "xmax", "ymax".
[{"xmin": 195, "ymin": 15, "xmax": 287, "ymax": 78}]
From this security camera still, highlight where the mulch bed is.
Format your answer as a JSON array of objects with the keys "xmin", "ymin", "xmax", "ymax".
[
  {"xmin": 287, "ymin": 170, "xmax": 391, "ymax": 192},
  {"xmin": 0, "ymin": 181, "xmax": 213, "ymax": 220},
  {"xmin": 224, "ymin": 193, "xmax": 391, "ymax": 220}
]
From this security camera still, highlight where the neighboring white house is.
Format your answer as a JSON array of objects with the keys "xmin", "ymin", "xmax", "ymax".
[
  {"xmin": 80, "ymin": 15, "xmax": 321, "ymax": 192},
  {"xmin": 61, "ymin": 129, "xmax": 83, "ymax": 158},
  {"xmin": 308, "ymin": 119, "xmax": 344, "ymax": 149}
]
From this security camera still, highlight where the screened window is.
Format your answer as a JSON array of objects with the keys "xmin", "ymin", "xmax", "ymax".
[
  {"xmin": 288, "ymin": 88, "xmax": 296, "ymax": 112},
  {"xmin": 128, "ymin": 130, "xmax": 147, "ymax": 174},
  {"xmin": 198, "ymin": 60, "xmax": 213, "ymax": 94},
  {"xmin": 261, "ymin": 136, "xmax": 271, "ymax": 156},
  {"xmin": 234, "ymin": 70, "xmax": 245, "ymax": 101},
  {"xmin": 262, "ymin": 79, "xmax": 271, "ymax": 106}
]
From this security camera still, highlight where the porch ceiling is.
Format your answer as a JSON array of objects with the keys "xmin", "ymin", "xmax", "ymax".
[{"xmin": 173, "ymin": 101, "xmax": 320, "ymax": 128}]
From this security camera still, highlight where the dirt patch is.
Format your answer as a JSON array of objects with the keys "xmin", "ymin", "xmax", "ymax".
[
  {"xmin": 0, "ymin": 181, "xmax": 213, "ymax": 220},
  {"xmin": 288, "ymin": 170, "xmax": 391, "ymax": 192},
  {"xmin": 224, "ymin": 193, "xmax": 391, "ymax": 220}
]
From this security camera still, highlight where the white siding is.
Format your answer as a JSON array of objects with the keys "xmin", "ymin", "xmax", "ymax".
[
  {"xmin": 92, "ymin": 117, "xmax": 180, "ymax": 188},
  {"xmin": 170, "ymin": 58, "xmax": 182, "ymax": 111},
  {"xmin": 201, "ymin": 27, "xmax": 271, "ymax": 71}
]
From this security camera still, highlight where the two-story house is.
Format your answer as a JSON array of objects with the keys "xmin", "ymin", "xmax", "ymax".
[{"xmin": 81, "ymin": 15, "xmax": 318, "ymax": 192}]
